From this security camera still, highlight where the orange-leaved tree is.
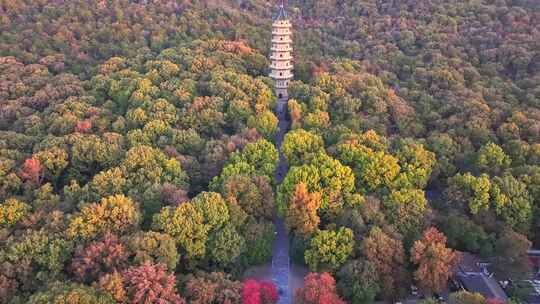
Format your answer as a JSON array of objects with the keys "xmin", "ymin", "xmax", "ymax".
[
  {"xmin": 411, "ymin": 227, "xmax": 461, "ymax": 295},
  {"xmin": 285, "ymin": 182, "xmax": 321, "ymax": 236}
]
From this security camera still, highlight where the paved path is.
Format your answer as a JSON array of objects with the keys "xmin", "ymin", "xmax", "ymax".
[{"xmin": 272, "ymin": 97, "xmax": 292, "ymax": 304}]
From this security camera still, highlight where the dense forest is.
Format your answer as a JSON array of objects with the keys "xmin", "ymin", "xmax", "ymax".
[{"xmin": 0, "ymin": 0, "xmax": 539, "ymax": 303}]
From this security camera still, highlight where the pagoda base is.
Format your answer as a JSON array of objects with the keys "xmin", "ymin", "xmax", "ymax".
[{"xmin": 276, "ymin": 87, "xmax": 288, "ymax": 99}]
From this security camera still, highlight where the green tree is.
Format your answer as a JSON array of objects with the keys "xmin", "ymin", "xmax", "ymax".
[
  {"xmin": 241, "ymin": 219, "xmax": 275, "ymax": 265},
  {"xmin": 282, "ymin": 129, "xmax": 324, "ymax": 166},
  {"xmin": 448, "ymin": 291, "xmax": 486, "ymax": 304},
  {"xmin": 247, "ymin": 110, "xmax": 279, "ymax": 140},
  {"xmin": 392, "ymin": 139, "xmax": 436, "ymax": 189},
  {"xmin": 33, "ymin": 183, "xmax": 60, "ymax": 210},
  {"xmin": 191, "ymin": 192, "xmax": 230, "ymax": 230},
  {"xmin": 126, "ymin": 231, "xmax": 179, "ymax": 271},
  {"xmin": 305, "ymin": 227, "xmax": 355, "ymax": 272},
  {"xmin": 152, "ymin": 203, "xmax": 209, "ymax": 261},
  {"xmin": 1, "ymin": 230, "xmax": 74, "ymax": 287},
  {"xmin": 492, "ymin": 229, "xmax": 532, "ymax": 280},
  {"xmin": 121, "ymin": 145, "xmax": 188, "ymax": 191},
  {"xmin": 208, "ymin": 224, "xmax": 246, "ymax": 268},
  {"xmin": 337, "ymin": 143, "xmax": 400, "ymax": 192},
  {"xmin": 446, "ymin": 173, "xmax": 492, "ymax": 214},
  {"xmin": 0, "ymin": 198, "xmax": 30, "ymax": 228},
  {"xmin": 336, "ymin": 259, "xmax": 380, "ymax": 304},
  {"xmin": 277, "ymin": 153, "xmax": 355, "ymax": 218},
  {"xmin": 85, "ymin": 167, "xmax": 127, "ymax": 202},
  {"xmin": 0, "ymin": 159, "xmax": 22, "ymax": 201},
  {"xmin": 426, "ymin": 133, "xmax": 459, "ymax": 179},
  {"xmin": 210, "ymin": 161, "xmax": 257, "ymax": 192},
  {"xmin": 69, "ymin": 134, "xmax": 123, "ymax": 175},
  {"xmin": 384, "ymin": 189, "xmax": 428, "ymax": 242},
  {"xmin": 35, "ymin": 147, "xmax": 69, "ymax": 185},
  {"xmin": 491, "ymin": 174, "xmax": 532, "ymax": 233},
  {"xmin": 179, "ymin": 96, "xmax": 226, "ymax": 137},
  {"xmin": 171, "ymin": 129, "xmax": 205, "ymax": 155},
  {"xmin": 226, "ymin": 139, "xmax": 279, "ymax": 179},
  {"xmin": 438, "ymin": 213, "xmax": 494, "ymax": 257},
  {"xmin": 28, "ymin": 282, "xmax": 115, "ymax": 304},
  {"xmin": 474, "ymin": 143, "xmax": 511, "ymax": 175}
]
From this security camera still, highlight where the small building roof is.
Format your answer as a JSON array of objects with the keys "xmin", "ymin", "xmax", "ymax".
[
  {"xmin": 274, "ymin": 2, "xmax": 288, "ymax": 21},
  {"xmin": 457, "ymin": 273, "xmax": 508, "ymax": 301},
  {"xmin": 458, "ymin": 252, "xmax": 485, "ymax": 273}
]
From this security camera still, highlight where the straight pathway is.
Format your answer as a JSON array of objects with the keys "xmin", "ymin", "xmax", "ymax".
[{"xmin": 272, "ymin": 97, "xmax": 292, "ymax": 304}]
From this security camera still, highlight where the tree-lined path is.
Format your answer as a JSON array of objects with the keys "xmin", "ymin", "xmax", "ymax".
[{"xmin": 272, "ymin": 97, "xmax": 292, "ymax": 304}]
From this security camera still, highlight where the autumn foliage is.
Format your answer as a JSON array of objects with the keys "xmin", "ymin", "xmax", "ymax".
[
  {"xmin": 75, "ymin": 120, "xmax": 92, "ymax": 133},
  {"xmin": 411, "ymin": 227, "xmax": 461, "ymax": 294},
  {"xmin": 184, "ymin": 271, "xmax": 242, "ymax": 304},
  {"xmin": 67, "ymin": 195, "xmax": 140, "ymax": 240},
  {"xmin": 19, "ymin": 157, "xmax": 43, "ymax": 186},
  {"xmin": 362, "ymin": 227, "xmax": 408, "ymax": 299},
  {"xmin": 242, "ymin": 279, "xmax": 279, "ymax": 304},
  {"xmin": 295, "ymin": 272, "xmax": 345, "ymax": 304},
  {"xmin": 0, "ymin": 0, "xmax": 539, "ymax": 302},
  {"xmin": 285, "ymin": 182, "xmax": 321, "ymax": 236},
  {"xmin": 122, "ymin": 263, "xmax": 185, "ymax": 304},
  {"xmin": 96, "ymin": 271, "xmax": 126, "ymax": 302},
  {"xmin": 71, "ymin": 233, "xmax": 128, "ymax": 283}
]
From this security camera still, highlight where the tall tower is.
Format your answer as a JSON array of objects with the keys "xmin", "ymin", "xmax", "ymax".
[{"xmin": 270, "ymin": 2, "xmax": 293, "ymax": 100}]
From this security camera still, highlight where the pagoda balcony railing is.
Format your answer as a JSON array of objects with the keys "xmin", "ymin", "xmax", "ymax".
[
  {"xmin": 272, "ymin": 30, "xmax": 291, "ymax": 35},
  {"xmin": 270, "ymin": 55, "xmax": 293, "ymax": 60},
  {"xmin": 269, "ymin": 73, "xmax": 294, "ymax": 79},
  {"xmin": 270, "ymin": 46, "xmax": 293, "ymax": 52},
  {"xmin": 275, "ymin": 84, "xmax": 290, "ymax": 89},
  {"xmin": 271, "ymin": 62, "xmax": 294, "ymax": 68},
  {"xmin": 272, "ymin": 38, "xmax": 293, "ymax": 44},
  {"xmin": 272, "ymin": 22, "xmax": 291, "ymax": 28}
]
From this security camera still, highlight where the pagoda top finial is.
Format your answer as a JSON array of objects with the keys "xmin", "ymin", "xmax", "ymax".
[{"xmin": 274, "ymin": 0, "xmax": 288, "ymax": 21}]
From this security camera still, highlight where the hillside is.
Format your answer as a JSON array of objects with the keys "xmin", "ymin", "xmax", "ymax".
[{"xmin": 0, "ymin": 0, "xmax": 539, "ymax": 303}]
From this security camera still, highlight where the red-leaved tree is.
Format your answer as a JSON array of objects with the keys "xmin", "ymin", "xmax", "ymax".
[
  {"xmin": 19, "ymin": 157, "xmax": 43, "ymax": 186},
  {"xmin": 487, "ymin": 298, "xmax": 505, "ymax": 304},
  {"xmin": 0, "ymin": 275, "xmax": 17, "ymax": 304},
  {"xmin": 122, "ymin": 262, "xmax": 185, "ymax": 304},
  {"xmin": 75, "ymin": 120, "xmax": 92, "ymax": 133},
  {"xmin": 295, "ymin": 272, "xmax": 345, "ymax": 304},
  {"xmin": 71, "ymin": 232, "xmax": 128, "ymax": 283},
  {"xmin": 242, "ymin": 279, "xmax": 279, "ymax": 304}
]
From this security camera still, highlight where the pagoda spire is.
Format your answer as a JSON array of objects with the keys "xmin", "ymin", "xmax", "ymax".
[{"xmin": 269, "ymin": 1, "xmax": 293, "ymax": 99}]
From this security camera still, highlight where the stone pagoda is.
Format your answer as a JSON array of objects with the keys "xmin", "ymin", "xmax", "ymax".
[{"xmin": 269, "ymin": 2, "xmax": 293, "ymax": 99}]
